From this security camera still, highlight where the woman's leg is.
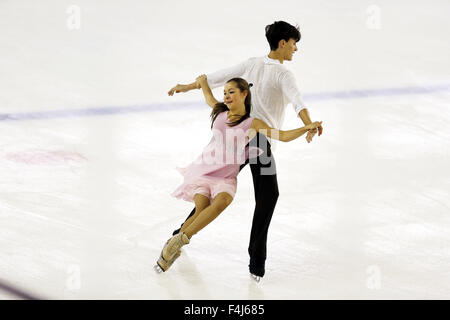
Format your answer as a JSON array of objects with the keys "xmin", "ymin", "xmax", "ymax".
[
  {"xmin": 182, "ymin": 192, "xmax": 233, "ymax": 238},
  {"xmin": 172, "ymin": 208, "xmax": 195, "ymax": 236},
  {"xmin": 180, "ymin": 194, "xmax": 210, "ymax": 234},
  {"xmin": 173, "ymin": 148, "xmax": 251, "ymax": 238},
  {"xmin": 172, "ymin": 194, "xmax": 210, "ymax": 236}
]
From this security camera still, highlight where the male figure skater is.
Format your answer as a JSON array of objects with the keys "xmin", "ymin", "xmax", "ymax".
[{"xmin": 168, "ymin": 21, "xmax": 323, "ymax": 281}]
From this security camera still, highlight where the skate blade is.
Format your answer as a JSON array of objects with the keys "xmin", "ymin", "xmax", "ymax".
[
  {"xmin": 250, "ymin": 273, "xmax": 261, "ymax": 283},
  {"xmin": 154, "ymin": 264, "xmax": 164, "ymax": 273},
  {"xmin": 157, "ymin": 249, "xmax": 181, "ymax": 272}
]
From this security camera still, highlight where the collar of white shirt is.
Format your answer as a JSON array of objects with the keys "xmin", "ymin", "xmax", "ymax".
[{"xmin": 264, "ymin": 55, "xmax": 282, "ymax": 65}]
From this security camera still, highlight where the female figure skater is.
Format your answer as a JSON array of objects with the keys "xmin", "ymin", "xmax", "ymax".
[{"xmin": 155, "ymin": 75, "xmax": 321, "ymax": 272}]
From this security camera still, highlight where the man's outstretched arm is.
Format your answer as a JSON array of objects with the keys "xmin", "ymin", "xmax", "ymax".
[
  {"xmin": 168, "ymin": 82, "xmax": 200, "ymax": 96},
  {"xmin": 168, "ymin": 59, "xmax": 249, "ymax": 96},
  {"xmin": 280, "ymin": 70, "xmax": 323, "ymax": 143}
]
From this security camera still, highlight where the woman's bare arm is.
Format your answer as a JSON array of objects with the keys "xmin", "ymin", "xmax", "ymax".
[
  {"xmin": 196, "ymin": 74, "xmax": 219, "ymax": 108},
  {"xmin": 250, "ymin": 118, "xmax": 322, "ymax": 142}
]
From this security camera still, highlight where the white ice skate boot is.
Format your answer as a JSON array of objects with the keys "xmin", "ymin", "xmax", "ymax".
[
  {"xmin": 154, "ymin": 233, "xmax": 190, "ymax": 273},
  {"xmin": 250, "ymin": 273, "xmax": 261, "ymax": 283},
  {"xmin": 154, "ymin": 249, "xmax": 181, "ymax": 273},
  {"xmin": 163, "ymin": 232, "xmax": 190, "ymax": 261}
]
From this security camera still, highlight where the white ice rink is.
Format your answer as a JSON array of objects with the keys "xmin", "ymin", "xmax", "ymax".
[{"xmin": 1, "ymin": 0, "xmax": 450, "ymax": 299}]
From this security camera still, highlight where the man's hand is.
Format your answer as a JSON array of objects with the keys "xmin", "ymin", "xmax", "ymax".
[
  {"xmin": 298, "ymin": 108, "xmax": 323, "ymax": 143},
  {"xmin": 168, "ymin": 84, "xmax": 188, "ymax": 96},
  {"xmin": 305, "ymin": 124, "xmax": 323, "ymax": 143},
  {"xmin": 168, "ymin": 82, "xmax": 200, "ymax": 96}
]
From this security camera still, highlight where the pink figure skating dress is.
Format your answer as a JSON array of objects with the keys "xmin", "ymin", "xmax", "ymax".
[{"xmin": 171, "ymin": 111, "xmax": 260, "ymax": 202}]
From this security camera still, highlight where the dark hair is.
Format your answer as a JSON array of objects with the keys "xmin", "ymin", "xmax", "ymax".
[
  {"xmin": 210, "ymin": 78, "xmax": 252, "ymax": 129},
  {"xmin": 265, "ymin": 21, "xmax": 301, "ymax": 51}
]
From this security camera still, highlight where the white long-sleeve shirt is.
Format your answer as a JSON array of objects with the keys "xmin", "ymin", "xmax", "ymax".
[{"xmin": 207, "ymin": 55, "xmax": 308, "ymax": 130}]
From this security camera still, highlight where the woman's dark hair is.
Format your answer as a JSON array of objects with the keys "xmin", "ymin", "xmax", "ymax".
[
  {"xmin": 265, "ymin": 21, "xmax": 301, "ymax": 51},
  {"xmin": 210, "ymin": 78, "xmax": 252, "ymax": 128}
]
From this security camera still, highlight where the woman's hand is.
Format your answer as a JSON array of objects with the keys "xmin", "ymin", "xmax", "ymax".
[
  {"xmin": 305, "ymin": 121, "xmax": 323, "ymax": 131},
  {"xmin": 195, "ymin": 74, "xmax": 217, "ymax": 108},
  {"xmin": 305, "ymin": 122, "xmax": 323, "ymax": 143},
  {"xmin": 195, "ymin": 74, "xmax": 208, "ymax": 87}
]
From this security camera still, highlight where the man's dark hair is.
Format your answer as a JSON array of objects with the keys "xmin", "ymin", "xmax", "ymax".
[{"xmin": 265, "ymin": 21, "xmax": 301, "ymax": 51}]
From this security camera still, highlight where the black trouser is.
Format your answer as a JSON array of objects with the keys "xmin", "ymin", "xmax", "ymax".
[{"xmin": 172, "ymin": 133, "xmax": 279, "ymax": 277}]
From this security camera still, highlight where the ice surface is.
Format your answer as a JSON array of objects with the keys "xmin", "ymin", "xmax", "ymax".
[{"xmin": 1, "ymin": 0, "xmax": 450, "ymax": 299}]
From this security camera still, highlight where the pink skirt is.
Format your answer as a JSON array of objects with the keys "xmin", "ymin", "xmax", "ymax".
[
  {"xmin": 171, "ymin": 170, "xmax": 237, "ymax": 203},
  {"xmin": 170, "ymin": 145, "xmax": 262, "ymax": 203}
]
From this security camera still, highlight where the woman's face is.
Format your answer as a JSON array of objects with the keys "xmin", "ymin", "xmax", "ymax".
[{"xmin": 223, "ymin": 82, "xmax": 247, "ymax": 110}]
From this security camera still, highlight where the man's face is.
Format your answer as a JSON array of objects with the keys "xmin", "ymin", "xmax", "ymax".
[{"xmin": 282, "ymin": 38, "xmax": 298, "ymax": 61}]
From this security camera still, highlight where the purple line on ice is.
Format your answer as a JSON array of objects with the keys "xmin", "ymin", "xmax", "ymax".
[
  {"xmin": 0, "ymin": 102, "xmax": 202, "ymax": 122},
  {"xmin": 303, "ymin": 83, "xmax": 450, "ymax": 100},
  {"xmin": 1, "ymin": 83, "xmax": 449, "ymax": 122}
]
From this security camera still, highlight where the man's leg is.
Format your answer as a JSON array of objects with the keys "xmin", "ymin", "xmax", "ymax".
[{"xmin": 248, "ymin": 133, "xmax": 279, "ymax": 277}]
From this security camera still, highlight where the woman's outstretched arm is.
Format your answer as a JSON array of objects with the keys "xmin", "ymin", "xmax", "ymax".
[
  {"xmin": 196, "ymin": 74, "xmax": 219, "ymax": 108},
  {"xmin": 250, "ymin": 118, "xmax": 322, "ymax": 142}
]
